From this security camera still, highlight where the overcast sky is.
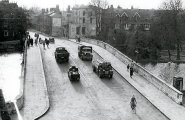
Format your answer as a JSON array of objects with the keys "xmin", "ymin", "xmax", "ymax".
[{"xmin": 10, "ymin": 0, "xmax": 185, "ymax": 10}]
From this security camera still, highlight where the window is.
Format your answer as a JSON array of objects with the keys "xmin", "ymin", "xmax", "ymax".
[
  {"xmin": 144, "ymin": 24, "xmax": 150, "ymax": 30},
  {"xmin": 82, "ymin": 27, "xmax": 86, "ymax": 35},
  {"xmin": 115, "ymin": 24, "xmax": 120, "ymax": 29},
  {"xmin": 83, "ymin": 11, "xmax": 85, "ymax": 16},
  {"xmin": 3, "ymin": 21, "xmax": 8, "ymax": 28},
  {"xmin": 90, "ymin": 18, "xmax": 93, "ymax": 24},
  {"xmin": 4, "ymin": 30, "xmax": 8, "ymax": 36},
  {"xmin": 83, "ymin": 18, "xmax": 85, "ymax": 23},
  {"xmin": 76, "ymin": 27, "xmax": 80, "ymax": 35},
  {"xmin": 89, "ymin": 11, "xmax": 93, "ymax": 16},
  {"xmin": 124, "ymin": 24, "xmax": 130, "ymax": 30}
]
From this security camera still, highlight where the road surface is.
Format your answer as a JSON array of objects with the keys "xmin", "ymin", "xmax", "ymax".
[{"xmin": 38, "ymin": 37, "xmax": 168, "ymax": 120}]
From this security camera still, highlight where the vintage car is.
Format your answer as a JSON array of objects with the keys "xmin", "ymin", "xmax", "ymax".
[
  {"xmin": 55, "ymin": 47, "xmax": 70, "ymax": 63},
  {"xmin": 49, "ymin": 37, "xmax": 55, "ymax": 43},
  {"xmin": 68, "ymin": 66, "xmax": 80, "ymax": 81},
  {"xmin": 92, "ymin": 59, "xmax": 113, "ymax": 79},
  {"xmin": 78, "ymin": 45, "xmax": 93, "ymax": 61}
]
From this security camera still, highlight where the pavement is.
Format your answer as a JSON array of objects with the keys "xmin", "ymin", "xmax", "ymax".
[
  {"xmin": 69, "ymin": 39, "xmax": 185, "ymax": 120},
  {"xmin": 11, "ymin": 44, "xmax": 49, "ymax": 120}
]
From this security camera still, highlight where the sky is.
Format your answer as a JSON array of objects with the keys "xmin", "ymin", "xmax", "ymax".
[{"xmin": 9, "ymin": 0, "xmax": 185, "ymax": 10}]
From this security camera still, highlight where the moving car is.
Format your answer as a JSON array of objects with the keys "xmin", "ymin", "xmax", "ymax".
[
  {"xmin": 78, "ymin": 45, "xmax": 93, "ymax": 61},
  {"xmin": 68, "ymin": 66, "xmax": 80, "ymax": 81},
  {"xmin": 92, "ymin": 59, "xmax": 113, "ymax": 78},
  {"xmin": 55, "ymin": 47, "xmax": 70, "ymax": 63}
]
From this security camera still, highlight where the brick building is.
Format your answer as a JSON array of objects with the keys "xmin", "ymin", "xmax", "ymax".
[{"xmin": 0, "ymin": 0, "xmax": 28, "ymax": 51}]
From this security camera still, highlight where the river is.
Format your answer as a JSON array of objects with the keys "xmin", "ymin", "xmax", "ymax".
[{"xmin": 0, "ymin": 52, "xmax": 23, "ymax": 102}]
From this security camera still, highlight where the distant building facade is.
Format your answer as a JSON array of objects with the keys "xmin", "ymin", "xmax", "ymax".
[
  {"xmin": 34, "ymin": 5, "xmax": 62, "ymax": 37},
  {"xmin": 60, "ymin": 5, "xmax": 96, "ymax": 38}
]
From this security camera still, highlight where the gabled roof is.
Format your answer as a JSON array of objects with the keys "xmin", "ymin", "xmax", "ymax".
[
  {"xmin": 114, "ymin": 9, "xmax": 155, "ymax": 20},
  {"xmin": 121, "ymin": 12, "xmax": 128, "ymax": 17},
  {"xmin": 50, "ymin": 12, "xmax": 62, "ymax": 18}
]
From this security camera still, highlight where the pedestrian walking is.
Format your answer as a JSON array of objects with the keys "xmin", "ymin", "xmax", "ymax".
[
  {"xmin": 130, "ymin": 67, "xmax": 134, "ymax": 78},
  {"xmin": 30, "ymin": 38, "xmax": 33, "ymax": 46},
  {"xmin": 43, "ymin": 40, "xmax": 46, "ymax": 49},
  {"xmin": 45, "ymin": 38, "xmax": 49, "ymax": 48},
  {"xmin": 35, "ymin": 38, "xmax": 38, "ymax": 46},
  {"xmin": 127, "ymin": 64, "xmax": 130, "ymax": 71},
  {"xmin": 27, "ymin": 39, "xmax": 30, "ymax": 48},
  {"xmin": 130, "ymin": 95, "xmax": 137, "ymax": 114}
]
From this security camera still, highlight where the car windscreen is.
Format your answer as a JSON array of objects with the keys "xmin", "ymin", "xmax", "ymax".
[
  {"xmin": 82, "ymin": 47, "xmax": 92, "ymax": 52},
  {"xmin": 99, "ymin": 63, "xmax": 112, "ymax": 70}
]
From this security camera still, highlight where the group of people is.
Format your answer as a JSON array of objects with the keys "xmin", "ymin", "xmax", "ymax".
[
  {"xmin": 42, "ymin": 38, "xmax": 50, "ymax": 49},
  {"xmin": 27, "ymin": 37, "xmax": 38, "ymax": 47}
]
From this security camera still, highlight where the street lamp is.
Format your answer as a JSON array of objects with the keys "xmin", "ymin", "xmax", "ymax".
[
  {"xmin": 135, "ymin": 49, "xmax": 139, "ymax": 62},
  {"xmin": 67, "ymin": 13, "xmax": 70, "ymax": 39}
]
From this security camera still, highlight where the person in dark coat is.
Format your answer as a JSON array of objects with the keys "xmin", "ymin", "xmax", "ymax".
[
  {"xmin": 130, "ymin": 67, "xmax": 134, "ymax": 78},
  {"xmin": 27, "ymin": 39, "xmax": 30, "ymax": 48},
  {"xmin": 45, "ymin": 38, "xmax": 49, "ymax": 48},
  {"xmin": 30, "ymin": 38, "xmax": 33, "ymax": 46},
  {"xmin": 127, "ymin": 64, "xmax": 130, "ymax": 71}
]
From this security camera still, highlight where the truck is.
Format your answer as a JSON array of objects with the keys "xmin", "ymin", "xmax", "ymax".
[
  {"xmin": 55, "ymin": 47, "xmax": 70, "ymax": 63},
  {"xmin": 78, "ymin": 45, "xmax": 93, "ymax": 61},
  {"xmin": 92, "ymin": 59, "xmax": 113, "ymax": 78}
]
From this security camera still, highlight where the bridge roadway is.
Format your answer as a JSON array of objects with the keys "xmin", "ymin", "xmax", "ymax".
[{"xmin": 38, "ymin": 37, "xmax": 168, "ymax": 120}]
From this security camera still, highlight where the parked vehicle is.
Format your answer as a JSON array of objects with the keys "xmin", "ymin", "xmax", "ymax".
[
  {"xmin": 55, "ymin": 47, "xmax": 69, "ymax": 63},
  {"xmin": 68, "ymin": 66, "xmax": 80, "ymax": 81},
  {"xmin": 49, "ymin": 37, "xmax": 55, "ymax": 43},
  {"xmin": 78, "ymin": 45, "xmax": 93, "ymax": 61},
  {"xmin": 92, "ymin": 59, "xmax": 113, "ymax": 78}
]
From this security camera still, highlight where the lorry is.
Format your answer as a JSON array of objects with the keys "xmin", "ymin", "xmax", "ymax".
[
  {"xmin": 55, "ymin": 47, "xmax": 70, "ymax": 63},
  {"xmin": 78, "ymin": 45, "xmax": 93, "ymax": 61},
  {"xmin": 92, "ymin": 59, "xmax": 113, "ymax": 78}
]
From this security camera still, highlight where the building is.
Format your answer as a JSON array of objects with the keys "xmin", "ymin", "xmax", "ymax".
[
  {"xmin": 34, "ymin": 5, "xmax": 62, "ymax": 37},
  {"xmin": 114, "ymin": 7, "xmax": 154, "ymax": 31},
  {"xmin": 0, "ymin": 0, "xmax": 28, "ymax": 51},
  {"xmin": 67, "ymin": 5, "xmax": 96, "ymax": 38}
]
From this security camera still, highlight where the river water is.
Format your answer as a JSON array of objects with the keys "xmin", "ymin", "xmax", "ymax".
[{"xmin": 0, "ymin": 53, "xmax": 23, "ymax": 102}]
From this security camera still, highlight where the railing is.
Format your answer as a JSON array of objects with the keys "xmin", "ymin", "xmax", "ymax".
[{"xmin": 81, "ymin": 38, "xmax": 183, "ymax": 104}]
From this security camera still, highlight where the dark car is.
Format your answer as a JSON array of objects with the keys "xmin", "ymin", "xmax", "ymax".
[
  {"xmin": 49, "ymin": 37, "xmax": 55, "ymax": 43},
  {"xmin": 68, "ymin": 66, "xmax": 80, "ymax": 81},
  {"xmin": 55, "ymin": 47, "xmax": 70, "ymax": 63}
]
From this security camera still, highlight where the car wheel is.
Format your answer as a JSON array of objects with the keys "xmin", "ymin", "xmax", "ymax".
[
  {"xmin": 99, "ymin": 74, "xmax": 102, "ymax": 78},
  {"xmin": 109, "ymin": 74, "xmax": 113, "ymax": 79}
]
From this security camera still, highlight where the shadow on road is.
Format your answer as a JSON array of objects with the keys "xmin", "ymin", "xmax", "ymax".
[{"xmin": 71, "ymin": 81, "xmax": 85, "ymax": 94}]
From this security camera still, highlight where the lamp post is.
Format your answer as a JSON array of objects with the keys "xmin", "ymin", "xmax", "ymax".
[
  {"xmin": 135, "ymin": 49, "xmax": 139, "ymax": 62},
  {"xmin": 67, "ymin": 13, "xmax": 70, "ymax": 39}
]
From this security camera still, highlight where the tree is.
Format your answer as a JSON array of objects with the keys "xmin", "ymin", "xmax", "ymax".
[
  {"xmin": 89, "ymin": 0, "xmax": 108, "ymax": 37},
  {"xmin": 151, "ymin": 10, "xmax": 176, "ymax": 61},
  {"xmin": 161, "ymin": 0, "xmax": 183, "ymax": 60}
]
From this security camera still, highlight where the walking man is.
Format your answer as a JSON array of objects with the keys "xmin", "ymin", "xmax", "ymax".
[
  {"xmin": 43, "ymin": 40, "xmax": 46, "ymax": 49},
  {"xmin": 130, "ymin": 95, "xmax": 137, "ymax": 114}
]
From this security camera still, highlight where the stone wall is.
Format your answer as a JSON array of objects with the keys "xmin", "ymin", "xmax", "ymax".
[{"xmin": 81, "ymin": 38, "xmax": 183, "ymax": 104}]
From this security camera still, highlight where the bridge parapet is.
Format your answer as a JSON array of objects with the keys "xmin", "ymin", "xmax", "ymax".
[{"xmin": 81, "ymin": 38, "xmax": 183, "ymax": 104}]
